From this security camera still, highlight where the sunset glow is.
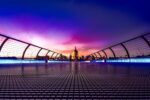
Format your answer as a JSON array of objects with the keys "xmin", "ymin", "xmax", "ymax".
[{"xmin": 0, "ymin": 0, "xmax": 150, "ymax": 57}]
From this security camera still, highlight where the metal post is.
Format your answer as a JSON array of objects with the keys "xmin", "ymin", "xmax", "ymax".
[
  {"xmin": 36, "ymin": 48, "xmax": 42, "ymax": 58},
  {"xmin": 22, "ymin": 44, "xmax": 30, "ymax": 59},
  {"xmin": 102, "ymin": 50, "xmax": 107, "ymax": 59},
  {"xmin": 109, "ymin": 47, "xmax": 116, "ymax": 58},
  {"xmin": 91, "ymin": 54, "xmax": 95, "ymax": 60},
  {"xmin": 92, "ymin": 54, "xmax": 96, "ymax": 58},
  {"xmin": 51, "ymin": 52, "xmax": 55, "ymax": 58},
  {"xmin": 142, "ymin": 36, "xmax": 150, "ymax": 48},
  {"xmin": 93, "ymin": 53, "xmax": 98, "ymax": 60},
  {"xmin": 121, "ymin": 43, "xmax": 130, "ymax": 58},
  {"xmin": 55, "ymin": 53, "xmax": 59, "ymax": 59},
  {"xmin": 0, "ymin": 37, "xmax": 9, "ymax": 52},
  {"xmin": 94, "ymin": 53, "xmax": 97, "ymax": 58},
  {"xmin": 45, "ymin": 50, "xmax": 50, "ymax": 56},
  {"xmin": 97, "ymin": 52, "xmax": 102, "ymax": 58},
  {"xmin": 57, "ymin": 54, "xmax": 61, "ymax": 58}
]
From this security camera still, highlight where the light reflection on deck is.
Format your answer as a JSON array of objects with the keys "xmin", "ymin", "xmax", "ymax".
[{"xmin": 0, "ymin": 62, "xmax": 150, "ymax": 99}]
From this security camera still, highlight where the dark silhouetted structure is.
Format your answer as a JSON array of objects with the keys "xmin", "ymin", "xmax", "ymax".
[{"xmin": 70, "ymin": 46, "xmax": 79, "ymax": 61}]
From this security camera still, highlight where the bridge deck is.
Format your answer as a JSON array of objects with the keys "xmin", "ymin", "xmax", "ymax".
[{"xmin": 0, "ymin": 62, "xmax": 150, "ymax": 99}]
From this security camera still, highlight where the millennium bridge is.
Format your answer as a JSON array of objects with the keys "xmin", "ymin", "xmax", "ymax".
[{"xmin": 0, "ymin": 33, "xmax": 150, "ymax": 99}]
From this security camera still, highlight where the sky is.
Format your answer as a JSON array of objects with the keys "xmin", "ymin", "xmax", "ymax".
[{"xmin": 0, "ymin": 0, "xmax": 150, "ymax": 56}]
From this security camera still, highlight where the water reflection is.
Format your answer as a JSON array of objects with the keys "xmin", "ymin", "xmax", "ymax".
[
  {"xmin": 70, "ymin": 62, "xmax": 80, "ymax": 74},
  {"xmin": 0, "ymin": 63, "xmax": 150, "ymax": 78}
]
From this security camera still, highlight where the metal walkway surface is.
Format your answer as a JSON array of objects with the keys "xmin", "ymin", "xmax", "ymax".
[{"xmin": 0, "ymin": 62, "xmax": 150, "ymax": 99}]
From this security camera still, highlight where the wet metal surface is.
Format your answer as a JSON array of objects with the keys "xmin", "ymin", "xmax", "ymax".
[{"xmin": 0, "ymin": 62, "xmax": 150, "ymax": 99}]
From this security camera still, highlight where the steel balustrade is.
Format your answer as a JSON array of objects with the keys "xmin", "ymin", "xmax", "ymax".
[
  {"xmin": 0, "ymin": 33, "xmax": 64, "ymax": 59},
  {"xmin": 88, "ymin": 33, "xmax": 150, "ymax": 59}
]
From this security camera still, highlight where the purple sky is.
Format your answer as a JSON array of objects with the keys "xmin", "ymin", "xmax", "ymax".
[{"xmin": 0, "ymin": 0, "xmax": 150, "ymax": 56}]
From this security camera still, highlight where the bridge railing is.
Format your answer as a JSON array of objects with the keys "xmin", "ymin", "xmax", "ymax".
[
  {"xmin": 88, "ymin": 33, "xmax": 150, "ymax": 60},
  {"xmin": 0, "ymin": 33, "xmax": 66, "ymax": 60}
]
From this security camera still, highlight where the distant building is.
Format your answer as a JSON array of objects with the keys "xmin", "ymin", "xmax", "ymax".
[
  {"xmin": 71, "ymin": 46, "xmax": 79, "ymax": 61},
  {"xmin": 36, "ymin": 56, "xmax": 49, "ymax": 60}
]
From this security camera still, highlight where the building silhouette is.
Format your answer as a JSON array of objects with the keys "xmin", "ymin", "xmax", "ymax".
[
  {"xmin": 74, "ymin": 46, "xmax": 79, "ymax": 61},
  {"xmin": 70, "ymin": 46, "xmax": 79, "ymax": 61}
]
